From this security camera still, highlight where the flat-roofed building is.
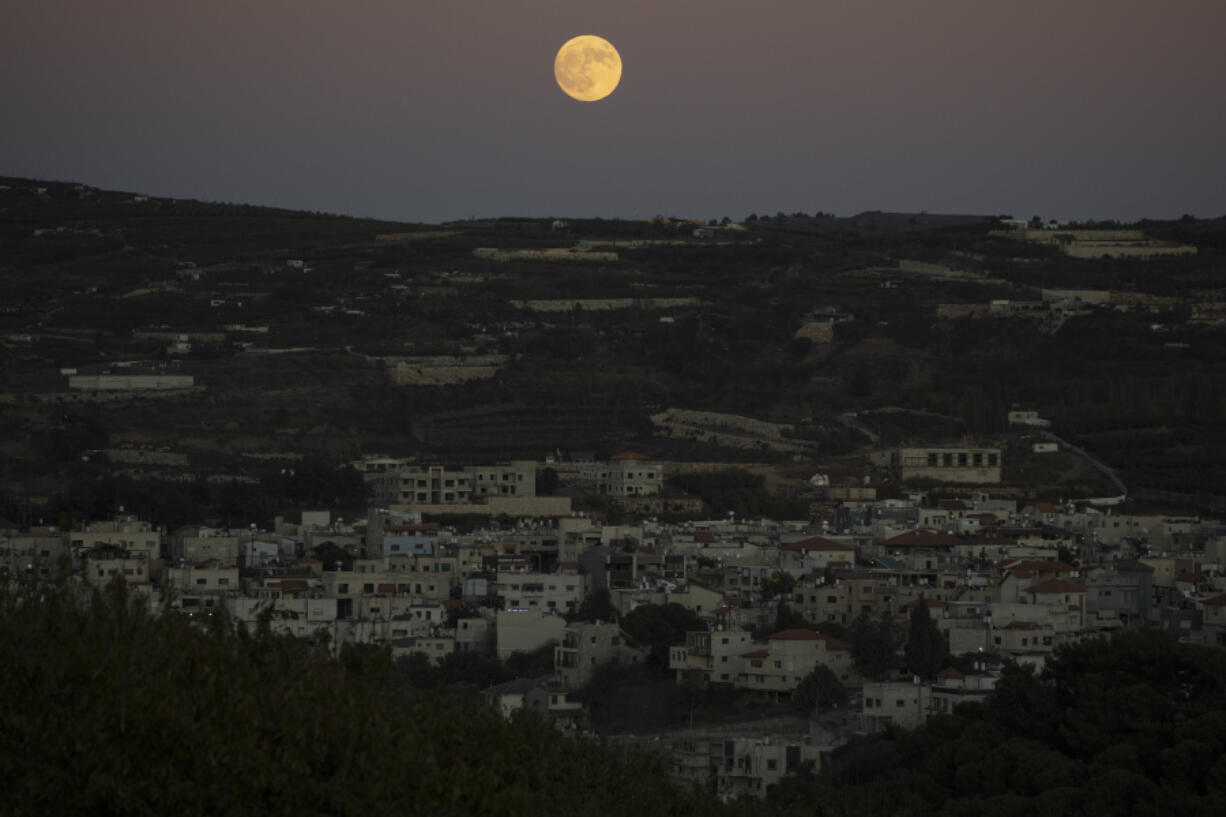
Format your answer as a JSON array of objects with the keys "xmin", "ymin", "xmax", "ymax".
[{"xmin": 895, "ymin": 446, "xmax": 1003, "ymax": 484}]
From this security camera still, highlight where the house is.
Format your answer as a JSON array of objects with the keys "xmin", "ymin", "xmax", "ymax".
[
  {"xmin": 165, "ymin": 559, "xmax": 239, "ymax": 612},
  {"xmin": 483, "ymin": 678, "xmax": 585, "ymax": 729},
  {"xmin": 1199, "ymin": 595, "xmax": 1226, "ymax": 648},
  {"xmin": 578, "ymin": 453, "xmax": 663, "ymax": 497},
  {"xmin": 669, "ymin": 627, "xmax": 754, "ymax": 685},
  {"xmin": 496, "ymin": 609, "xmax": 567, "ymax": 660},
  {"xmin": 779, "ymin": 536, "xmax": 856, "ymax": 572},
  {"xmin": 736, "ymin": 629, "xmax": 853, "ymax": 698},
  {"xmin": 861, "ymin": 680, "xmax": 931, "ymax": 731},
  {"xmin": 1085, "ymin": 560, "xmax": 1154, "ymax": 629},
  {"xmin": 705, "ymin": 735, "xmax": 822, "ymax": 800},
  {"xmin": 553, "ymin": 621, "xmax": 647, "ymax": 689}
]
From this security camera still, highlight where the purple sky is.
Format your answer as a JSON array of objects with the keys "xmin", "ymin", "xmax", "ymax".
[{"xmin": 4, "ymin": 0, "xmax": 1224, "ymax": 223}]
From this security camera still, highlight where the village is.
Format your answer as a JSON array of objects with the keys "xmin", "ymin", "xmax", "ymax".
[{"xmin": 5, "ymin": 434, "xmax": 1226, "ymax": 800}]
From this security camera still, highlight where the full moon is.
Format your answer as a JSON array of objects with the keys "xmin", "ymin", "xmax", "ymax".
[{"xmin": 554, "ymin": 35, "xmax": 622, "ymax": 102}]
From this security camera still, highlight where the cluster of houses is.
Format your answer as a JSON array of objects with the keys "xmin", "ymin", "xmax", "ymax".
[{"xmin": 4, "ymin": 453, "xmax": 1226, "ymax": 799}]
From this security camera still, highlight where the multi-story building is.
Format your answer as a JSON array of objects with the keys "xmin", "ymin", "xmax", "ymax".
[
  {"xmin": 0, "ymin": 531, "xmax": 70, "ymax": 582},
  {"xmin": 168, "ymin": 527, "xmax": 240, "ymax": 566},
  {"xmin": 165, "ymin": 559, "xmax": 239, "ymax": 612},
  {"xmin": 669, "ymin": 627, "xmax": 754, "ymax": 685},
  {"xmin": 69, "ymin": 516, "xmax": 161, "ymax": 561},
  {"xmin": 494, "ymin": 570, "xmax": 585, "ymax": 615},
  {"xmin": 368, "ymin": 461, "xmax": 536, "ymax": 507},
  {"xmin": 736, "ymin": 629, "xmax": 854, "ymax": 697},
  {"xmin": 1085, "ymin": 560, "xmax": 1155, "ymax": 629},
  {"xmin": 671, "ymin": 735, "xmax": 821, "ymax": 800},
  {"xmin": 578, "ymin": 453, "xmax": 663, "ymax": 496},
  {"xmin": 554, "ymin": 621, "xmax": 647, "ymax": 689},
  {"xmin": 894, "ymin": 446, "xmax": 1003, "ymax": 484}
]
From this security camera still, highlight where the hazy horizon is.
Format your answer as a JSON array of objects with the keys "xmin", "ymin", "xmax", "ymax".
[{"xmin": 4, "ymin": 1, "xmax": 1224, "ymax": 224}]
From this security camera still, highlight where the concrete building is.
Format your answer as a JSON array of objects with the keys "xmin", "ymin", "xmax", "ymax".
[
  {"xmin": 737, "ymin": 629, "xmax": 854, "ymax": 697},
  {"xmin": 166, "ymin": 560, "xmax": 239, "ymax": 611},
  {"xmin": 69, "ymin": 517, "xmax": 161, "ymax": 561},
  {"xmin": 368, "ymin": 461, "xmax": 536, "ymax": 507},
  {"xmin": 169, "ymin": 527, "xmax": 240, "ymax": 566},
  {"xmin": 579, "ymin": 453, "xmax": 663, "ymax": 497},
  {"xmin": 553, "ymin": 621, "xmax": 647, "ymax": 689},
  {"xmin": 670, "ymin": 627, "xmax": 754, "ymax": 685},
  {"xmin": 894, "ymin": 446, "xmax": 1003, "ymax": 484},
  {"xmin": 494, "ymin": 570, "xmax": 586, "ymax": 615},
  {"xmin": 496, "ymin": 609, "xmax": 567, "ymax": 660}
]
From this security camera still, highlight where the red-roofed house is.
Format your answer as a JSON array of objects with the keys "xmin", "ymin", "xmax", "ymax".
[
  {"xmin": 780, "ymin": 536, "xmax": 857, "ymax": 571},
  {"xmin": 736, "ymin": 629, "xmax": 854, "ymax": 697},
  {"xmin": 884, "ymin": 528, "xmax": 961, "ymax": 550}
]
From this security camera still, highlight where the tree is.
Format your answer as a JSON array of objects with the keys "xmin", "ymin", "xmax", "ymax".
[
  {"xmin": 793, "ymin": 663, "xmax": 848, "ymax": 712},
  {"xmin": 773, "ymin": 601, "xmax": 813, "ymax": 633},
  {"xmin": 761, "ymin": 570, "xmax": 796, "ymax": 603},
  {"xmin": 570, "ymin": 587, "xmax": 618, "ymax": 624},
  {"xmin": 621, "ymin": 602, "xmax": 702, "ymax": 671},
  {"xmin": 904, "ymin": 598, "xmax": 947, "ymax": 680},
  {"xmin": 851, "ymin": 611, "xmax": 902, "ymax": 680}
]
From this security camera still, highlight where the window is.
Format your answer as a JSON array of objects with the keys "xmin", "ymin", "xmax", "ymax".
[
  {"xmin": 988, "ymin": 453, "xmax": 998, "ymax": 466},
  {"xmin": 943, "ymin": 453, "xmax": 953, "ymax": 466},
  {"xmin": 973, "ymin": 452, "xmax": 983, "ymax": 466},
  {"xmin": 773, "ymin": 660, "xmax": 782, "ymax": 669},
  {"xmin": 338, "ymin": 583, "xmax": 348, "ymax": 593},
  {"xmin": 196, "ymin": 577, "xmax": 207, "ymax": 585},
  {"xmin": 767, "ymin": 760, "xmax": 777, "ymax": 771},
  {"xmin": 927, "ymin": 453, "xmax": 937, "ymax": 466},
  {"xmin": 611, "ymin": 636, "xmax": 620, "ymax": 646},
  {"xmin": 958, "ymin": 453, "xmax": 968, "ymax": 466},
  {"xmin": 363, "ymin": 583, "xmax": 374, "ymax": 594},
  {"xmin": 896, "ymin": 699, "xmax": 905, "ymax": 708}
]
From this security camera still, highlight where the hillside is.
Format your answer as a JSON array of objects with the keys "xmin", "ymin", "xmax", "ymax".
[{"xmin": 3, "ymin": 177, "xmax": 1226, "ymax": 526}]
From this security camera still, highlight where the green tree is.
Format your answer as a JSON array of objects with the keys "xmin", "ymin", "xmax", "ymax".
[
  {"xmin": 570, "ymin": 587, "xmax": 619, "ymax": 623},
  {"xmin": 905, "ymin": 598, "xmax": 947, "ymax": 680},
  {"xmin": 621, "ymin": 602, "xmax": 703, "ymax": 671},
  {"xmin": 793, "ymin": 663, "xmax": 848, "ymax": 712},
  {"xmin": 851, "ymin": 611, "xmax": 902, "ymax": 680},
  {"xmin": 761, "ymin": 570, "xmax": 796, "ymax": 603}
]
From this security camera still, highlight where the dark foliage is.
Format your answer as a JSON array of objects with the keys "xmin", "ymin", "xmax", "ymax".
[
  {"xmin": 0, "ymin": 578, "xmax": 730, "ymax": 817},
  {"xmin": 769, "ymin": 631, "xmax": 1226, "ymax": 816}
]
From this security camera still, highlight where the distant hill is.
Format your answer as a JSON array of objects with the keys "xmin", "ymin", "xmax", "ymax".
[{"xmin": 2, "ymin": 176, "xmax": 1224, "ymax": 526}]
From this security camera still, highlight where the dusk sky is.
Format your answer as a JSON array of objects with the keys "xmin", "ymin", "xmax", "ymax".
[{"xmin": 4, "ymin": 0, "xmax": 1224, "ymax": 224}]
